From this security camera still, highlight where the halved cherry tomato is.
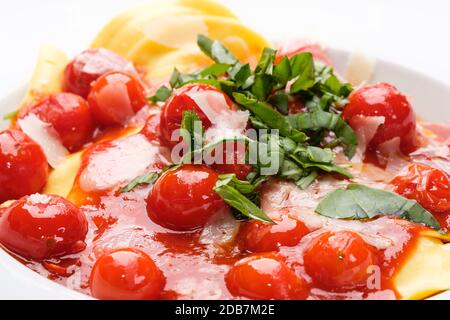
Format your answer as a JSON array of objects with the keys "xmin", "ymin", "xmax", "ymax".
[
  {"xmin": 392, "ymin": 163, "xmax": 450, "ymax": 214},
  {"xmin": 147, "ymin": 164, "xmax": 226, "ymax": 231},
  {"xmin": 64, "ymin": 48, "xmax": 135, "ymax": 98},
  {"xmin": 275, "ymin": 40, "xmax": 332, "ymax": 66},
  {"xmin": 18, "ymin": 93, "xmax": 95, "ymax": 151},
  {"xmin": 342, "ymin": 83, "xmax": 417, "ymax": 155},
  {"xmin": 0, "ymin": 194, "xmax": 87, "ymax": 260},
  {"xmin": 240, "ymin": 215, "xmax": 309, "ymax": 253},
  {"xmin": 160, "ymin": 83, "xmax": 234, "ymax": 147},
  {"xmin": 225, "ymin": 253, "xmax": 308, "ymax": 300},
  {"xmin": 88, "ymin": 71, "xmax": 148, "ymax": 126},
  {"xmin": 303, "ymin": 231, "xmax": 378, "ymax": 291},
  {"xmin": 210, "ymin": 141, "xmax": 253, "ymax": 180},
  {"xmin": 0, "ymin": 129, "xmax": 48, "ymax": 203},
  {"xmin": 141, "ymin": 113, "xmax": 161, "ymax": 142},
  {"xmin": 90, "ymin": 248, "xmax": 165, "ymax": 300}
]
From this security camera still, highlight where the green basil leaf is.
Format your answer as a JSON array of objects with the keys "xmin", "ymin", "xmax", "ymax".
[
  {"xmin": 214, "ymin": 175, "xmax": 274, "ymax": 224},
  {"xmin": 197, "ymin": 34, "xmax": 238, "ymax": 65},
  {"xmin": 180, "ymin": 110, "xmax": 204, "ymax": 156},
  {"xmin": 120, "ymin": 172, "xmax": 159, "ymax": 193},
  {"xmin": 233, "ymin": 92, "xmax": 307, "ymax": 142},
  {"xmin": 289, "ymin": 152, "xmax": 352, "ymax": 178},
  {"xmin": 169, "ymin": 68, "xmax": 181, "ymax": 88},
  {"xmin": 316, "ymin": 184, "xmax": 443, "ymax": 231},
  {"xmin": 249, "ymin": 115, "xmax": 269, "ymax": 130},
  {"xmin": 215, "ymin": 173, "xmax": 257, "ymax": 194},
  {"xmin": 290, "ymin": 52, "xmax": 315, "ymax": 94},
  {"xmin": 321, "ymin": 74, "xmax": 342, "ymax": 95},
  {"xmin": 255, "ymin": 47, "xmax": 276, "ymax": 75},
  {"xmin": 197, "ymin": 63, "xmax": 230, "ymax": 77},
  {"xmin": 300, "ymin": 146, "xmax": 335, "ymax": 163},
  {"xmin": 148, "ymin": 85, "xmax": 172, "ymax": 103},
  {"xmin": 295, "ymin": 170, "xmax": 319, "ymax": 189},
  {"xmin": 185, "ymin": 136, "xmax": 252, "ymax": 165},
  {"xmin": 229, "ymin": 63, "xmax": 251, "ymax": 86},
  {"xmin": 279, "ymin": 159, "xmax": 304, "ymax": 181},
  {"xmin": 251, "ymin": 74, "xmax": 274, "ymax": 100},
  {"xmin": 296, "ymin": 110, "xmax": 357, "ymax": 158},
  {"xmin": 268, "ymin": 91, "xmax": 289, "ymax": 115},
  {"xmin": 273, "ymin": 56, "xmax": 291, "ymax": 88}
]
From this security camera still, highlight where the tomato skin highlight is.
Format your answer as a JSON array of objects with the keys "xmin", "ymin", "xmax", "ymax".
[
  {"xmin": 0, "ymin": 194, "xmax": 87, "ymax": 260},
  {"xmin": 303, "ymin": 231, "xmax": 378, "ymax": 291},
  {"xmin": 225, "ymin": 253, "xmax": 308, "ymax": 300},
  {"xmin": 64, "ymin": 48, "xmax": 135, "ymax": 98},
  {"xmin": 343, "ymin": 82, "xmax": 417, "ymax": 155},
  {"xmin": 240, "ymin": 215, "xmax": 309, "ymax": 253},
  {"xmin": 90, "ymin": 248, "xmax": 165, "ymax": 300},
  {"xmin": 88, "ymin": 71, "xmax": 148, "ymax": 126},
  {"xmin": 160, "ymin": 83, "xmax": 234, "ymax": 147},
  {"xmin": 147, "ymin": 164, "xmax": 226, "ymax": 231},
  {"xmin": 392, "ymin": 163, "xmax": 450, "ymax": 215},
  {"xmin": 18, "ymin": 93, "xmax": 95, "ymax": 152},
  {"xmin": 0, "ymin": 129, "xmax": 48, "ymax": 203}
]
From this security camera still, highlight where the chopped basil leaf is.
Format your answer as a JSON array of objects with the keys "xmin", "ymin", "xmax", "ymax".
[
  {"xmin": 296, "ymin": 110, "xmax": 357, "ymax": 158},
  {"xmin": 233, "ymin": 92, "xmax": 307, "ymax": 142},
  {"xmin": 279, "ymin": 159, "xmax": 304, "ymax": 180},
  {"xmin": 251, "ymin": 74, "xmax": 273, "ymax": 100},
  {"xmin": 273, "ymin": 56, "xmax": 291, "ymax": 88},
  {"xmin": 316, "ymin": 184, "xmax": 443, "ymax": 231},
  {"xmin": 163, "ymin": 35, "xmax": 358, "ymax": 191},
  {"xmin": 180, "ymin": 110, "xmax": 204, "ymax": 160},
  {"xmin": 197, "ymin": 34, "xmax": 238, "ymax": 65},
  {"xmin": 215, "ymin": 173, "xmax": 257, "ymax": 194},
  {"xmin": 148, "ymin": 85, "xmax": 172, "ymax": 103},
  {"xmin": 295, "ymin": 170, "xmax": 319, "ymax": 189},
  {"xmin": 255, "ymin": 48, "xmax": 276, "ymax": 75},
  {"xmin": 197, "ymin": 63, "xmax": 230, "ymax": 77},
  {"xmin": 289, "ymin": 52, "xmax": 315, "ymax": 94},
  {"xmin": 214, "ymin": 174, "xmax": 274, "ymax": 224},
  {"xmin": 268, "ymin": 91, "xmax": 289, "ymax": 115},
  {"xmin": 2, "ymin": 110, "xmax": 18, "ymax": 121},
  {"xmin": 169, "ymin": 68, "xmax": 181, "ymax": 88},
  {"xmin": 288, "ymin": 148, "xmax": 352, "ymax": 178},
  {"xmin": 120, "ymin": 172, "xmax": 159, "ymax": 193},
  {"xmin": 229, "ymin": 63, "xmax": 251, "ymax": 86}
]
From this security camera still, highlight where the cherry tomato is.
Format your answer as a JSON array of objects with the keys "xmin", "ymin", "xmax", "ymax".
[
  {"xmin": 147, "ymin": 164, "xmax": 226, "ymax": 231},
  {"xmin": 18, "ymin": 93, "xmax": 95, "ymax": 151},
  {"xmin": 392, "ymin": 163, "xmax": 450, "ymax": 214},
  {"xmin": 0, "ymin": 194, "xmax": 87, "ymax": 260},
  {"xmin": 160, "ymin": 83, "xmax": 234, "ymax": 147},
  {"xmin": 210, "ymin": 141, "xmax": 253, "ymax": 180},
  {"xmin": 225, "ymin": 253, "xmax": 308, "ymax": 299},
  {"xmin": 141, "ymin": 113, "xmax": 161, "ymax": 142},
  {"xmin": 64, "ymin": 48, "xmax": 135, "ymax": 98},
  {"xmin": 303, "ymin": 231, "xmax": 378, "ymax": 291},
  {"xmin": 0, "ymin": 130, "xmax": 48, "ymax": 203},
  {"xmin": 275, "ymin": 40, "xmax": 332, "ymax": 65},
  {"xmin": 90, "ymin": 248, "xmax": 166, "ymax": 300},
  {"xmin": 342, "ymin": 83, "xmax": 417, "ymax": 155},
  {"xmin": 240, "ymin": 215, "xmax": 309, "ymax": 253},
  {"xmin": 88, "ymin": 71, "xmax": 148, "ymax": 126}
]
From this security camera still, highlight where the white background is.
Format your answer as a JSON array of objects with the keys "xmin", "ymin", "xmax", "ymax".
[{"xmin": 0, "ymin": 0, "xmax": 449, "ymax": 98}]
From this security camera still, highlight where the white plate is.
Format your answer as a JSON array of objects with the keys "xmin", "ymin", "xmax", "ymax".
[{"xmin": 0, "ymin": 48, "xmax": 449, "ymax": 300}]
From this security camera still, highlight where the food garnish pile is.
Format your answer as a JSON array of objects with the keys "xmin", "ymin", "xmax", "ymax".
[{"xmin": 0, "ymin": 0, "xmax": 449, "ymax": 300}]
